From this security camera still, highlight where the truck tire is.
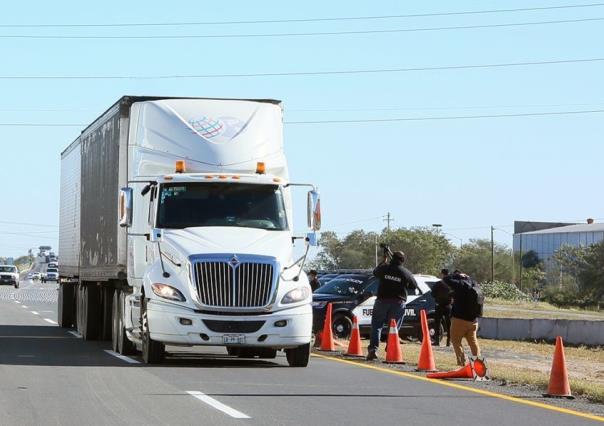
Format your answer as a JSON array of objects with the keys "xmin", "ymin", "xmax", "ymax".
[
  {"xmin": 112, "ymin": 290, "xmax": 136, "ymax": 355},
  {"xmin": 285, "ymin": 343, "xmax": 310, "ymax": 367},
  {"xmin": 141, "ymin": 298, "xmax": 165, "ymax": 364},
  {"xmin": 78, "ymin": 283, "xmax": 101, "ymax": 341},
  {"xmin": 58, "ymin": 282, "xmax": 75, "ymax": 328}
]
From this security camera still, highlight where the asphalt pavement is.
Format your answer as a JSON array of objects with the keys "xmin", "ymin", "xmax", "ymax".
[{"xmin": 0, "ymin": 279, "xmax": 601, "ymax": 425}]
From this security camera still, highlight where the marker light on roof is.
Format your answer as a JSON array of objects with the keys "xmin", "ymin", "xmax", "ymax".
[
  {"xmin": 175, "ymin": 160, "xmax": 186, "ymax": 173},
  {"xmin": 256, "ymin": 162, "xmax": 266, "ymax": 174}
]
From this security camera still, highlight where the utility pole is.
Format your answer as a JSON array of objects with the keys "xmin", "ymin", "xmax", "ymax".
[
  {"xmin": 374, "ymin": 234, "xmax": 378, "ymax": 267},
  {"xmin": 490, "ymin": 226, "xmax": 495, "ymax": 283},
  {"xmin": 384, "ymin": 212, "xmax": 394, "ymax": 232}
]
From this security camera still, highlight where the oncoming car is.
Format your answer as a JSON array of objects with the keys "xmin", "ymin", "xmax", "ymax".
[
  {"xmin": 0, "ymin": 265, "xmax": 20, "ymax": 288},
  {"xmin": 312, "ymin": 272, "xmax": 442, "ymax": 342}
]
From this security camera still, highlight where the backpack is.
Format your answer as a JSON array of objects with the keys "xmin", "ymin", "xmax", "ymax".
[
  {"xmin": 432, "ymin": 281, "xmax": 452, "ymax": 305},
  {"xmin": 460, "ymin": 277, "xmax": 484, "ymax": 318}
]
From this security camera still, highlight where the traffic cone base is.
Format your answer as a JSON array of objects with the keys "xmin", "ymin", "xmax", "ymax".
[
  {"xmin": 426, "ymin": 362, "xmax": 474, "ymax": 380},
  {"xmin": 416, "ymin": 310, "xmax": 437, "ymax": 372},
  {"xmin": 383, "ymin": 319, "xmax": 404, "ymax": 364},
  {"xmin": 470, "ymin": 357, "xmax": 490, "ymax": 382},
  {"xmin": 543, "ymin": 336, "xmax": 574, "ymax": 399}
]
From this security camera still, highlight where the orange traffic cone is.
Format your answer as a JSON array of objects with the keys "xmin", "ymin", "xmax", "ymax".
[
  {"xmin": 383, "ymin": 319, "xmax": 405, "ymax": 364},
  {"xmin": 319, "ymin": 303, "xmax": 336, "ymax": 352},
  {"xmin": 426, "ymin": 362, "xmax": 474, "ymax": 380},
  {"xmin": 416, "ymin": 310, "xmax": 437, "ymax": 372},
  {"xmin": 543, "ymin": 336, "xmax": 574, "ymax": 399},
  {"xmin": 345, "ymin": 315, "xmax": 364, "ymax": 358}
]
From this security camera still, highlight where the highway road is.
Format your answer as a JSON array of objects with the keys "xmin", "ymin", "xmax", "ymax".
[{"xmin": 0, "ymin": 279, "xmax": 602, "ymax": 425}]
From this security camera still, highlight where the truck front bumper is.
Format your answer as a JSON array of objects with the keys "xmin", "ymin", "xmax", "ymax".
[{"xmin": 146, "ymin": 300, "xmax": 313, "ymax": 349}]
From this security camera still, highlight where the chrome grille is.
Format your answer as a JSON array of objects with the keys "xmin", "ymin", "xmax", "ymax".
[{"xmin": 193, "ymin": 260, "xmax": 274, "ymax": 308}]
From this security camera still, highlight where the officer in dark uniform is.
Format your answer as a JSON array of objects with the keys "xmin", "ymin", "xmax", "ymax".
[
  {"xmin": 367, "ymin": 250, "xmax": 419, "ymax": 361},
  {"xmin": 308, "ymin": 270, "xmax": 320, "ymax": 292},
  {"xmin": 431, "ymin": 268, "xmax": 453, "ymax": 346}
]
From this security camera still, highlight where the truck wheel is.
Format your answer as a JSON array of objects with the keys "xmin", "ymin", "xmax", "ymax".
[
  {"xmin": 79, "ymin": 283, "xmax": 101, "ymax": 340},
  {"xmin": 58, "ymin": 282, "xmax": 75, "ymax": 328},
  {"xmin": 112, "ymin": 290, "xmax": 136, "ymax": 355},
  {"xmin": 285, "ymin": 343, "xmax": 310, "ymax": 367},
  {"xmin": 141, "ymin": 298, "xmax": 165, "ymax": 364},
  {"xmin": 332, "ymin": 314, "xmax": 353, "ymax": 339}
]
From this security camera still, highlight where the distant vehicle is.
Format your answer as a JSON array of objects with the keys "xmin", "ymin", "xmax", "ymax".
[
  {"xmin": 27, "ymin": 272, "xmax": 33, "ymax": 279},
  {"xmin": 31, "ymin": 272, "xmax": 41, "ymax": 280},
  {"xmin": 48, "ymin": 262, "xmax": 58, "ymax": 269},
  {"xmin": 0, "ymin": 265, "xmax": 19, "ymax": 288},
  {"xmin": 43, "ymin": 268, "xmax": 59, "ymax": 283},
  {"xmin": 312, "ymin": 272, "xmax": 442, "ymax": 342}
]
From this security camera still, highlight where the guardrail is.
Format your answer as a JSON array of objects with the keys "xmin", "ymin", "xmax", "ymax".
[{"xmin": 478, "ymin": 317, "xmax": 604, "ymax": 346}]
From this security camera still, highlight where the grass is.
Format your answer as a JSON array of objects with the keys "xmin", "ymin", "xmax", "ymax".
[
  {"xmin": 327, "ymin": 337, "xmax": 604, "ymax": 404},
  {"xmin": 483, "ymin": 297, "xmax": 604, "ymax": 320}
]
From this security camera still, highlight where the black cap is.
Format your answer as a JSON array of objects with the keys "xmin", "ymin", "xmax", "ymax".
[
  {"xmin": 309, "ymin": 269, "xmax": 318, "ymax": 276},
  {"xmin": 392, "ymin": 251, "xmax": 406, "ymax": 262}
]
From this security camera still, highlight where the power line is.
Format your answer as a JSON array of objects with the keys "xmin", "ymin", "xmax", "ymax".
[
  {"xmin": 0, "ymin": 220, "xmax": 58, "ymax": 227},
  {"xmin": 1, "ymin": 17, "xmax": 602, "ymax": 39},
  {"xmin": 2, "ymin": 108, "xmax": 604, "ymax": 128},
  {"xmin": 0, "ymin": 57, "xmax": 601, "ymax": 80},
  {"xmin": 285, "ymin": 109, "xmax": 604, "ymax": 124},
  {"xmin": 1, "ymin": 3, "xmax": 602, "ymax": 28}
]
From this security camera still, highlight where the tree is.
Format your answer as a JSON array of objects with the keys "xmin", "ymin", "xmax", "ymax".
[
  {"xmin": 452, "ymin": 239, "xmax": 513, "ymax": 283},
  {"xmin": 521, "ymin": 250, "xmax": 541, "ymax": 268},
  {"xmin": 312, "ymin": 227, "xmax": 454, "ymax": 275}
]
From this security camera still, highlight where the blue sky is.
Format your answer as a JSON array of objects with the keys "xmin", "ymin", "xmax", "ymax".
[{"xmin": 0, "ymin": 0, "xmax": 603, "ymax": 257}]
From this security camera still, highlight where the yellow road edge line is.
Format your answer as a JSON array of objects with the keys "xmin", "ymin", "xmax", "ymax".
[{"xmin": 312, "ymin": 353, "xmax": 604, "ymax": 423}]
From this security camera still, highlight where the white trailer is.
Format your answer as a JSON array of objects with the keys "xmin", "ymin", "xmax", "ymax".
[{"xmin": 58, "ymin": 96, "xmax": 320, "ymax": 366}]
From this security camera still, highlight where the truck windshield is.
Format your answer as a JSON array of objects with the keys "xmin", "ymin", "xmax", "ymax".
[
  {"xmin": 157, "ymin": 183, "xmax": 288, "ymax": 231},
  {"xmin": 0, "ymin": 266, "xmax": 17, "ymax": 273}
]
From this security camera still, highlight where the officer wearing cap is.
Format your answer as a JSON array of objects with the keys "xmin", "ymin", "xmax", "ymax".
[{"xmin": 367, "ymin": 250, "xmax": 419, "ymax": 361}]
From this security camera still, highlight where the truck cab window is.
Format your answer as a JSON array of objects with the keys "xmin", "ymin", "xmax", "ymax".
[{"xmin": 157, "ymin": 182, "xmax": 288, "ymax": 231}]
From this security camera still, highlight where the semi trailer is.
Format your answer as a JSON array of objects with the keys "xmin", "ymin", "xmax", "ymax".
[{"xmin": 58, "ymin": 96, "xmax": 320, "ymax": 366}]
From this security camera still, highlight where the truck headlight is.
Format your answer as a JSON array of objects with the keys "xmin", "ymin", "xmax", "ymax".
[
  {"xmin": 281, "ymin": 287, "xmax": 310, "ymax": 304},
  {"xmin": 151, "ymin": 283, "xmax": 186, "ymax": 302}
]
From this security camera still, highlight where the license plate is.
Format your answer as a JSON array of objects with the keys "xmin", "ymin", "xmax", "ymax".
[{"xmin": 223, "ymin": 335, "xmax": 245, "ymax": 344}]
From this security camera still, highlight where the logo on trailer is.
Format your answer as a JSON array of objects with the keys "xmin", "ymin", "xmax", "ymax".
[{"xmin": 188, "ymin": 117, "xmax": 225, "ymax": 139}]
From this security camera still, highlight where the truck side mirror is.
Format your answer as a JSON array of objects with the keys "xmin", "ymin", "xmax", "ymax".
[
  {"xmin": 307, "ymin": 190, "xmax": 321, "ymax": 231},
  {"xmin": 149, "ymin": 228, "xmax": 163, "ymax": 242},
  {"xmin": 306, "ymin": 232, "xmax": 318, "ymax": 247},
  {"xmin": 119, "ymin": 187, "xmax": 133, "ymax": 227}
]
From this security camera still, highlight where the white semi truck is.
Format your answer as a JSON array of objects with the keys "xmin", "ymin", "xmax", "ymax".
[{"xmin": 58, "ymin": 96, "xmax": 320, "ymax": 366}]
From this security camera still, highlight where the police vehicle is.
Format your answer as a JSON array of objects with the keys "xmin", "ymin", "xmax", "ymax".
[{"xmin": 312, "ymin": 272, "xmax": 442, "ymax": 342}]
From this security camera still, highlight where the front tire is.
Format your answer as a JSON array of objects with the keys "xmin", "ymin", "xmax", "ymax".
[
  {"xmin": 285, "ymin": 343, "xmax": 310, "ymax": 367},
  {"xmin": 141, "ymin": 297, "xmax": 165, "ymax": 364}
]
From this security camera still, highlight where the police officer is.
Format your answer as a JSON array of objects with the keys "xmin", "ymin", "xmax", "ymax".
[
  {"xmin": 308, "ymin": 269, "xmax": 320, "ymax": 292},
  {"xmin": 367, "ymin": 250, "xmax": 419, "ymax": 361},
  {"xmin": 431, "ymin": 268, "xmax": 453, "ymax": 346},
  {"xmin": 443, "ymin": 270, "xmax": 482, "ymax": 366}
]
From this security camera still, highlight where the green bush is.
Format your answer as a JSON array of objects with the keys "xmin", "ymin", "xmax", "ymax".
[
  {"xmin": 481, "ymin": 280, "xmax": 530, "ymax": 302},
  {"xmin": 542, "ymin": 285, "xmax": 595, "ymax": 309}
]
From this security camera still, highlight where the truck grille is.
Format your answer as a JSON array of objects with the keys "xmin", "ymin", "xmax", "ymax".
[
  {"xmin": 192, "ymin": 260, "xmax": 275, "ymax": 308},
  {"xmin": 202, "ymin": 320, "xmax": 265, "ymax": 333}
]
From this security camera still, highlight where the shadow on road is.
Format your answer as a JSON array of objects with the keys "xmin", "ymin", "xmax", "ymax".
[{"xmin": 0, "ymin": 325, "xmax": 284, "ymax": 368}]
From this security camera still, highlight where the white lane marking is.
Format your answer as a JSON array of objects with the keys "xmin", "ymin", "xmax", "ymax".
[
  {"xmin": 103, "ymin": 350, "xmax": 141, "ymax": 364},
  {"xmin": 44, "ymin": 318, "xmax": 58, "ymax": 325},
  {"xmin": 15, "ymin": 300, "xmax": 21, "ymax": 304},
  {"xmin": 21, "ymin": 305, "xmax": 28, "ymax": 309},
  {"xmin": 186, "ymin": 391, "xmax": 251, "ymax": 419},
  {"xmin": 68, "ymin": 331, "xmax": 81, "ymax": 338},
  {"xmin": 30, "ymin": 311, "xmax": 40, "ymax": 315}
]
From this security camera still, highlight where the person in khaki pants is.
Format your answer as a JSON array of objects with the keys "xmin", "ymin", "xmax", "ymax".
[{"xmin": 443, "ymin": 271, "xmax": 483, "ymax": 366}]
